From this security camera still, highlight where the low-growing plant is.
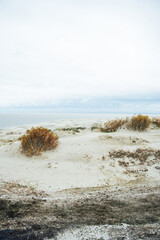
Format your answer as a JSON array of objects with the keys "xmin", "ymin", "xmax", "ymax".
[
  {"xmin": 151, "ymin": 117, "xmax": 160, "ymax": 128},
  {"xmin": 109, "ymin": 148, "xmax": 156, "ymax": 163},
  {"xmin": 19, "ymin": 127, "xmax": 59, "ymax": 157},
  {"xmin": 59, "ymin": 127, "xmax": 85, "ymax": 132},
  {"xmin": 126, "ymin": 114, "xmax": 151, "ymax": 131},
  {"xmin": 100, "ymin": 119, "xmax": 125, "ymax": 133},
  {"xmin": 91, "ymin": 123, "xmax": 102, "ymax": 131},
  {"xmin": 91, "ymin": 126, "xmax": 99, "ymax": 131}
]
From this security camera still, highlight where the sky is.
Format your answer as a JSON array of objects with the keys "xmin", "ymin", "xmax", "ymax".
[{"xmin": 0, "ymin": 0, "xmax": 160, "ymax": 113}]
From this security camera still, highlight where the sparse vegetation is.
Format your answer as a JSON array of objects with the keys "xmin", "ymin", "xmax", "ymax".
[
  {"xmin": 100, "ymin": 119, "xmax": 126, "ymax": 133},
  {"xmin": 0, "ymin": 139, "xmax": 15, "ymax": 145},
  {"xmin": 151, "ymin": 117, "xmax": 160, "ymax": 128},
  {"xmin": 56, "ymin": 127, "xmax": 86, "ymax": 133},
  {"xmin": 19, "ymin": 127, "xmax": 58, "ymax": 157},
  {"xmin": 109, "ymin": 148, "xmax": 160, "ymax": 164},
  {"xmin": 91, "ymin": 126, "xmax": 99, "ymax": 131},
  {"xmin": 2, "ymin": 181, "xmax": 47, "ymax": 197},
  {"xmin": 100, "ymin": 115, "xmax": 152, "ymax": 133},
  {"xmin": 91, "ymin": 123, "xmax": 102, "ymax": 131},
  {"xmin": 126, "ymin": 114, "xmax": 151, "ymax": 131}
]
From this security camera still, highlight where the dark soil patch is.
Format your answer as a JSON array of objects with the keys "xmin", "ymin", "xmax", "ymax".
[{"xmin": 0, "ymin": 188, "xmax": 160, "ymax": 239}]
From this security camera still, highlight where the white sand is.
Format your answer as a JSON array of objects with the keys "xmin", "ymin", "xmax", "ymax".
[
  {"xmin": 0, "ymin": 122, "xmax": 160, "ymax": 196},
  {"xmin": 50, "ymin": 223, "xmax": 132, "ymax": 240},
  {"xmin": 53, "ymin": 224, "xmax": 110, "ymax": 240}
]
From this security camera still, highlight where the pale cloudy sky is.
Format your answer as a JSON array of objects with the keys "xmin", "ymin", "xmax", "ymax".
[{"xmin": 0, "ymin": 0, "xmax": 160, "ymax": 113}]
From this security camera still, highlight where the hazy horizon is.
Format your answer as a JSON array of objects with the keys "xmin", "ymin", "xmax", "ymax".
[{"xmin": 0, "ymin": 97, "xmax": 160, "ymax": 114}]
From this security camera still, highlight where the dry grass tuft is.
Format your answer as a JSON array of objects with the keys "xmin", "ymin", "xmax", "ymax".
[
  {"xmin": 19, "ymin": 127, "xmax": 59, "ymax": 157},
  {"xmin": 126, "ymin": 114, "xmax": 151, "ymax": 131}
]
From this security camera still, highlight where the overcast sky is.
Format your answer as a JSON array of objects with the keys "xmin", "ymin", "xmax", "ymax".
[{"xmin": 0, "ymin": 0, "xmax": 160, "ymax": 113}]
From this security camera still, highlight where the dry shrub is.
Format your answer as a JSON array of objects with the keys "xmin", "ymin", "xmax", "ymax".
[
  {"xmin": 19, "ymin": 127, "xmax": 58, "ymax": 157},
  {"xmin": 101, "ymin": 119, "xmax": 125, "ymax": 133},
  {"xmin": 126, "ymin": 114, "xmax": 151, "ymax": 131},
  {"xmin": 151, "ymin": 117, "xmax": 160, "ymax": 127}
]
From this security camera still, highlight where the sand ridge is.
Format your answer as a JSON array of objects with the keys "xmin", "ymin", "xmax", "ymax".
[{"xmin": 0, "ymin": 125, "xmax": 160, "ymax": 193}]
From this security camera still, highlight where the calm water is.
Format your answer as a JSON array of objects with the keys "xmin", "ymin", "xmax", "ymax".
[
  {"xmin": 0, "ymin": 113, "xmax": 126, "ymax": 129},
  {"xmin": 0, "ymin": 113, "xmax": 158, "ymax": 129}
]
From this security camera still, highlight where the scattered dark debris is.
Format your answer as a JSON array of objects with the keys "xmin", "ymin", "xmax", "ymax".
[
  {"xmin": 0, "ymin": 139, "xmax": 16, "ymax": 145},
  {"xmin": 118, "ymin": 161, "xmax": 129, "ymax": 167},
  {"xmin": 155, "ymin": 166, "xmax": 160, "ymax": 170},
  {"xmin": 124, "ymin": 169, "xmax": 138, "ymax": 174},
  {"xmin": 1, "ymin": 181, "xmax": 48, "ymax": 198},
  {"xmin": 109, "ymin": 148, "xmax": 160, "ymax": 164}
]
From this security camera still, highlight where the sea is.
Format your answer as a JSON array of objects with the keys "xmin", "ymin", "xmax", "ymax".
[{"xmin": 0, "ymin": 113, "xmax": 158, "ymax": 129}]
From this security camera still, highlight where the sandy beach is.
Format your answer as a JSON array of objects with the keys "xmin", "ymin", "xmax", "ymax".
[
  {"xmin": 0, "ymin": 120, "xmax": 160, "ymax": 239},
  {"xmin": 1, "ymin": 0, "xmax": 160, "ymax": 238}
]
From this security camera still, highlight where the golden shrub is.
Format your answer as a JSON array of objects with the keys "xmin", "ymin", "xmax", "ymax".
[
  {"xmin": 101, "ymin": 119, "xmax": 125, "ymax": 132},
  {"xmin": 151, "ymin": 117, "xmax": 160, "ymax": 127},
  {"xmin": 126, "ymin": 114, "xmax": 151, "ymax": 131},
  {"xmin": 19, "ymin": 127, "xmax": 59, "ymax": 157}
]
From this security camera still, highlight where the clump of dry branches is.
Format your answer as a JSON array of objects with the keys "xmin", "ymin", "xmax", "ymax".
[
  {"xmin": 126, "ymin": 114, "xmax": 151, "ymax": 131},
  {"xmin": 19, "ymin": 127, "xmax": 59, "ymax": 157},
  {"xmin": 100, "ymin": 119, "xmax": 127, "ymax": 133},
  {"xmin": 101, "ymin": 115, "xmax": 151, "ymax": 133}
]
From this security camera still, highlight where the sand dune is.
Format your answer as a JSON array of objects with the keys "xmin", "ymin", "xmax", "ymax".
[
  {"xmin": 0, "ymin": 123, "xmax": 160, "ymax": 239},
  {"xmin": 0, "ymin": 125, "xmax": 160, "ymax": 193}
]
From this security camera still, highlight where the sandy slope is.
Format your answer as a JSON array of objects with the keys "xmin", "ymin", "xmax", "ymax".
[{"xmin": 0, "ymin": 126, "xmax": 160, "ymax": 194}]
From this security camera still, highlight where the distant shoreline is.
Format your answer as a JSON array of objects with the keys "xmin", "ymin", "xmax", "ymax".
[{"xmin": 0, "ymin": 113, "xmax": 159, "ymax": 129}]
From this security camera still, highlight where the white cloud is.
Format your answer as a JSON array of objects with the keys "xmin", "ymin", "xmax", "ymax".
[{"xmin": 0, "ymin": 0, "xmax": 160, "ymax": 109}]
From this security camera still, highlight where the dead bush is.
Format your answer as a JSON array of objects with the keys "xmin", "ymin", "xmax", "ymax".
[
  {"xmin": 19, "ymin": 127, "xmax": 58, "ymax": 157},
  {"xmin": 100, "ymin": 119, "xmax": 125, "ymax": 133},
  {"xmin": 151, "ymin": 117, "xmax": 160, "ymax": 128},
  {"xmin": 126, "ymin": 115, "xmax": 151, "ymax": 131}
]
